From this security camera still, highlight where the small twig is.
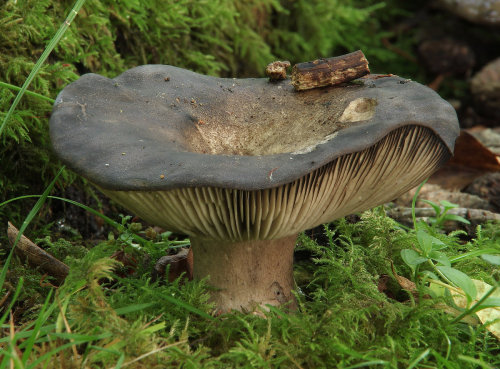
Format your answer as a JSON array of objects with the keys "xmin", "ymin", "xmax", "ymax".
[
  {"xmin": 428, "ymin": 74, "xmax": 446, "ymax": 91},
  {"xmin": 7, "ymin": 222, "xmax": 69, "ymax": 284},
  {"xmin": 370, "ymin": 74, "xmax": 395, "ymax": 80},
  {"xmin": 387, "ymin": 207, "xmax": 500, "ymax": 227},
  {"xmin": 381, "ymin": 37, "xmax": 417, "ymax": 63},
  {"xmin": 39, "ymin": 274, "xmax": 59, "ymax": 288},
  {"xmin": 291, "ymin": 50, "xmax": 370, "ymax": 91},
  {"xmin": 0, "ymin": 290, "xmax": 11, "ymax": 309}
]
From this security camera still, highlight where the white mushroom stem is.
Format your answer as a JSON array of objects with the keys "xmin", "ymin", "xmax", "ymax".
[{"xmin": 190, "ymin": 234, "xmax": 298, "ymax": 313}]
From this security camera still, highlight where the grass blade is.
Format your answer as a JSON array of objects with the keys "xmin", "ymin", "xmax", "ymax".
[
  {"xmin": 458, "ymin": 355, "xmax": 495, "ymax": 369},
  {"xmin": 343, "ymin": 360, "xmax": 389, "ymax": 369},
  {"xmin": 0, "ymin": 0, "xmax": 86, "ymax": 139},
  {"xmin": 0, "ymin": 167, "xmax": 65, "ymax": 292},
  {"xmin": 407, "ymin": 348, "xmax": 430, "ymax": 369},
  {"xmin": 114, "ymin": 303, "xmax": 158, "ymax": 315},
  {"xmin": 152, "ymin": 290, "xmax": 213, "ymax": 320},
  {"xmin": 0, "ymin": 278, "xmax": 23, "ymax": 329},
  {"xmin": 411, "ymin": 179, "xmax": 428, "ymax": 230},
  {"xmin": 26, "ymin": 341, "xmax": 85, "ymax": 369},
  {"xmin": 0, "ymin": 81, "xmax": 55, "ymax": 104},
  {"xmin": 21, "ymin": 290, "xmax": 54, "ymax": 363},
  {"xmin": 0, "ymin": 194, "xmax": 149, "ymax": 246}
]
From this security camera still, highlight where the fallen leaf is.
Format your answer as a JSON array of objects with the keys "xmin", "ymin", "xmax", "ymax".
[
  {"xmin": 430, "ymin": 279, "xmax": 500, "ymax": 339},
  {"xmin": 153, "ymin": 248, "xmax": 193, "ymax": 282},
  {"xmin": 467, "ymin": 126, "xmax": 500, "ymax": 156},
  {"xmin": 390, "ymin": 260, "xmax": 418, "ymax": 298},
  {"xmin": 429, "ymin": 130, "xmax": 500, "ymax": 190},
  {"xmin": 433, "ymin": 302, "xmax": 479, "ymax": 325},
  {"xmin": 378, "ymin": 274, "xmax": 394, "ymax": 298}
]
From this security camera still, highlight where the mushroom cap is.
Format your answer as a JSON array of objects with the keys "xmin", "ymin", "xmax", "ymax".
[
  {"xmin": 50, "ymin": 65, "xmax": 458, "ymax": 192},
  {"xmin": 50, "ymin": 65, "xmax": 459, "ymax": 240}
]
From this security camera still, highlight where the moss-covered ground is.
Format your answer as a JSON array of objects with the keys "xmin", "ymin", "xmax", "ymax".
[{"xmin": 2, "ymin": 209, "xmax": 499, "ymax": 367}]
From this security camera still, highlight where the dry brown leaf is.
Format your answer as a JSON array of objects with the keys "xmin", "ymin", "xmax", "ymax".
[
  {"xmin": 389, "ymin": 260, "xmax": 418, "ymax": 299},
  {"xmin": 433, "ymin": 302, "xmax": 479, "ymax": 325},
  {"xmin": 430, "ymin": 279, "xmax": 500, "ymax": 339},
  {"xmin": 154, "ymin": 248, "xmax": 193, "ymax": 282},
  {"xmin": 429, "ymin": 130, "xmax": 500, "ymax": 190}
]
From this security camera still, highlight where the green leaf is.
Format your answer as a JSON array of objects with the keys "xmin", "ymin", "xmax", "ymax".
[
  {"xmin": 436, "ymin": 266, "xmax": 477, "ymax": 300},
  {"xmin": 430, "ymin": 240, "xmax": 448, "ymax": 251},
  {"xmin": 422, "ymin": 199, "xmax": 442, "ymax": 216},
  {"xmin": 440, "ymin": 200, "xmax": 458, "ymax": 210},
  {"xmin": 114, "ymin": 302, "xmax": 157, "ymax": 315},
  {"xmin": 416, "ymin": 230, "xmax": 433, "ymax": 254},
  {"xmin": 401, "ymin": 249, "xmax": 428, "ymax": 267},
  {"xmin": 481, "ymin": 254, "xmax": 500, "ymax": 265},
  {"xmin": 429, "ymin": 250, "xmax": 451, "ymax": 267},
  {"xmin": 431, "ymin": 237, "xmax": 446, "ymax": 250},
  {"xmin": 416, "ymin": 230, "xmax": 445, "ymax": 254},
  {"xmin": 420, "ymin": 270, "xmax": 439, "ymax": 280},
  {"xmin": 443, "ymin": 214, "xmax": 471, "ymax": 225},
  {"xmin": 479, "ymin": 297, "xmax": 500, "ymax": 308}
]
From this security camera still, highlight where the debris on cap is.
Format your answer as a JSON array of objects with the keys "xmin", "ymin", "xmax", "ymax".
[
  {"xmin": 266, "ymin": 61, "xmax": 291, "ymax": 81},
  {"xmin": 291, "ymin": 50, "xmax": 370, "ymax": 91}
]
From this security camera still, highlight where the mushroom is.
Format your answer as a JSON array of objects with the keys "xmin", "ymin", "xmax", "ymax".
[{"xmin": 50, "ymin": 65, "xmax": 459, "ymax": 313}]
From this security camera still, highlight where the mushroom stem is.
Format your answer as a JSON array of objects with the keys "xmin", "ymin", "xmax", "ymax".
[{"xmin": 190, "ymin": 234, "xmax": 298, "ymax": 313}]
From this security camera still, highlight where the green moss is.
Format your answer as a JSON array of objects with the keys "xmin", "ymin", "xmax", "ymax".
[
  {"xmin": 2, "ymin": 207, "xmax": 498, "ymax": 367},
  {"xmin": 9, "ymin": 209, "xmax": 488, "ymax": 368}
]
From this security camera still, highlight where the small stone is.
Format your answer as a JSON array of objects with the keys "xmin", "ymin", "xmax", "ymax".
[
  {"xmin": 418, "ymin": 38, "xmax": 475, "ymax": 75},
  {"xmin": 464, "ymin": 172, "xmax": 500, "ymax": 212},
  {"xmin": 470, "ymin": 57, "xmax": 500, "ymax": 120},
  {"xmin": 436, "ymin": 0, "xmax": 500, "ymax": 25}
]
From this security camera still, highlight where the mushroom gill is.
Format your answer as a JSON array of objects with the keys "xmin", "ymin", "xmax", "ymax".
[{"xmin": 101, "ymin": 124, "xmax": 448, "ymax": 240}]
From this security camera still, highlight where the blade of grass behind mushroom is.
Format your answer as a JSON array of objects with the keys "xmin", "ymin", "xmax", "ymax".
[
  {"xmin": 1, "ymin": 194, "xmax": 154, "ymax": 248},
  {"xmin": 0, "ymin": 0, "xmax": 86, "ymax": 140},
  {"xmin": 0, "ymin": 167, "xmax": 64, "ymax": 311},
  {"xmin": 0, "ymin": 81, "xmax": 55, "ymax": 104},
  {"xmin": 0, "ymin": 0, "xmax": 86, "ymax": 307}
]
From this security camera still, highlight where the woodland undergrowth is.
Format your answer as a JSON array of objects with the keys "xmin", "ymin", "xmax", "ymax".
[
  {"xmin": 1, "ymin": 0, "xmax": 499, "ymax": 368},
  {"xmin": 2, "ymin": 207, "xmax": 499, "ymax": 368}
]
